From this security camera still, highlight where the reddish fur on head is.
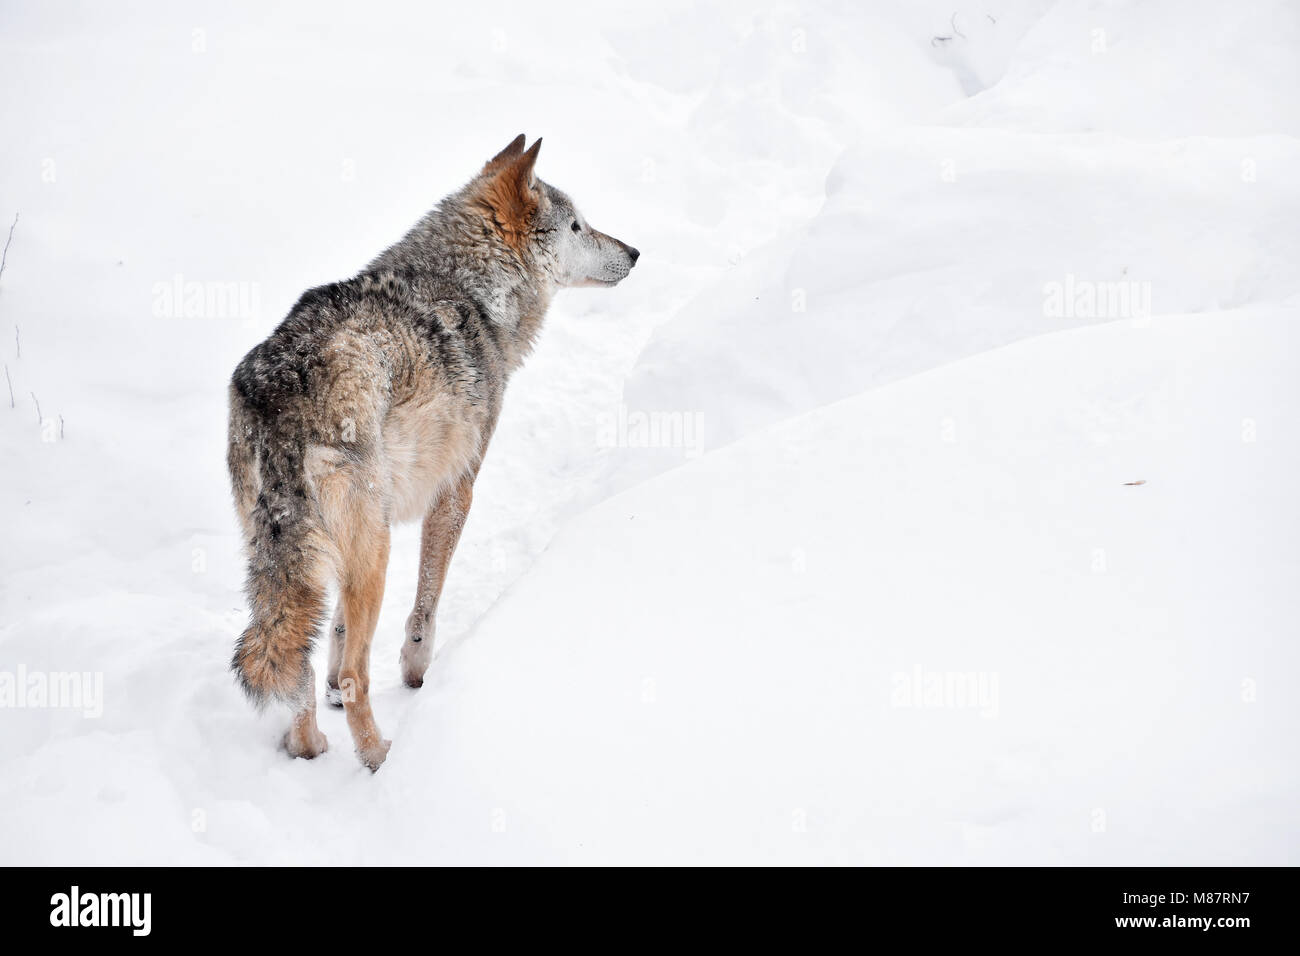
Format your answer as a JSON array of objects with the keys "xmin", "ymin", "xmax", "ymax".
[{"xmin": 474, "ymin": 136, "xmax": 542, "ymax": 251}]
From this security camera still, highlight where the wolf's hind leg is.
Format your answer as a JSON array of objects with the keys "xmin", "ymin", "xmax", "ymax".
[
  {"xmin": 401, "ymin": 473, "xmax": 475, "ymax": 688},
  {"xmin": 283, "ymin": 663, "xmax": 328, "ymax": 758},
  {"xmin": 339, "ymin": 534, "xmax": 391, "ymax": 770},
  {"xmin": 324, "ymin": 604, "xmax": 346, "ymax": 707},
  {"xmin": 333, "ymin": 498, "xmax": 392, "ymax": 771},
  {"xmin": 312, "ymin": 442, "xmax": 394, "ymax": 770}
]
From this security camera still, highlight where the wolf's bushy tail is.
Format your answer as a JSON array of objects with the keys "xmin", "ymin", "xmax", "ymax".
[{"xmin": 228, "ymin": 388, "xmax": 327, "ymax": 708}]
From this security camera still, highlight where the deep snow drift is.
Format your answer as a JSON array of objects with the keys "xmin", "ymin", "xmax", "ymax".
[{"xmin": 1, "ymin": 0, "xmax": 1296, "ymax": 864}]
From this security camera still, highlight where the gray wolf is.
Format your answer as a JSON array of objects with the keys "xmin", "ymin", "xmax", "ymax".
[{"xmin": 227, "ymin": 136, "xmax": 638, "ymax": 770}]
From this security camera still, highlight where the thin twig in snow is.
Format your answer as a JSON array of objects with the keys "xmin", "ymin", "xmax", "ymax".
[
  {"xmin": 30, "ymin": 390, "xmax": 41, "ymax": 424},
  {"xmin": 0, "ymin": 213, "xmax": 16, "ymax": 283},
  {"xmin": 4, "ymin": 363, "xmax": 12, "ymax": 408}
]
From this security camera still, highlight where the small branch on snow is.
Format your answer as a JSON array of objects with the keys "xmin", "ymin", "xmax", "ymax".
[
  {"xmin": 0, "ymin": 213, "xmax": 16, "ymax": 283},
  {"xmin": 30, "ymin": 390, "xmax": 41, "ymax": 424},
  {"xmin": 4, "ymin": 363, "xmax": 12, "ymax": 408},
  {"xmin": 951, "ymin": 13, "xmax": 965, "ymax": 39}
]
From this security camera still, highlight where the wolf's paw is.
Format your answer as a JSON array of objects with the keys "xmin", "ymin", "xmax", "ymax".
[
  {"xmin": 400, "ymin": 619, "xmax": 434, "ymax": 689},
  {"xmin": 357, "ymin": 738, "xmax": 392, "ymax": 772},
  {"xmin": 324, "ymin": 683, "xmax": 344, "ymax": 708},
  {"xmin": 283, "ymin": 726, "xmax": 329, "ymax": 760}
]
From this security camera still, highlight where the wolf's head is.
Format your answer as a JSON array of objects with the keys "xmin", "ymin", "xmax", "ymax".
[{"xmin": 468, "ymin": 135, "xmax": 639, "ymax": 288}]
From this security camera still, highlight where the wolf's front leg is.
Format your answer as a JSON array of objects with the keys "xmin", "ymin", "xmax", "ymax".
[{"xmin": 401, "ymin": 474, "xmax": 475, "ymax": 688}]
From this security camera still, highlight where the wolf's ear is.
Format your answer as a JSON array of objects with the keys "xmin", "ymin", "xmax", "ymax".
[
  {"xmin": 477, "ymin": 137, "xmax": 543, "ymax": 246},
  {"xmin": 483, "ymin": 134, "xmax": 527, "ymax": 175},
  {"xmin": 512, "ymin": 137, "xmax": 542, "ymax": 189}
]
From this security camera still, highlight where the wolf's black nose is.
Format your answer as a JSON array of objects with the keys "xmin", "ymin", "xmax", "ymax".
[{"xmin": 628, "ymin": 247, "xmax": 640, "ymax": 265}]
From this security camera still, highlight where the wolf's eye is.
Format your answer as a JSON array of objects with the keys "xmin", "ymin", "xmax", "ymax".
[{"xmin": 570, "ymin": 220, "xmax": 580, "ymax": 232}]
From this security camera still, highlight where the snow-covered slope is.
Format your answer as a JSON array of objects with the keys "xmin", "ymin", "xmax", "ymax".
[{"xmin": 384, "ymin": 307, "xmax": 1300, "ymax": 865}]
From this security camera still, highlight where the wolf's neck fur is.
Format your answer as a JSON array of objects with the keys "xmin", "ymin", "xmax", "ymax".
[{"xmin": 362, "ymin": 190, "xmax": 556, "ymax": 372}]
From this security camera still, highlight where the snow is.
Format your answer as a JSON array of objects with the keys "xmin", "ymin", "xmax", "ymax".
[
  {"xmin": 392, "ymin": 307, "xmax": 1300, "ymax": 865},
  {"xmin": 1, "ymin": 0, "xmax": 1296, "ymax": 864}
]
